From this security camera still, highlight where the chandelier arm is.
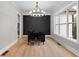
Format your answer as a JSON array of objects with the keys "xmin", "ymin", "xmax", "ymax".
[{"xmin": 29, "ymin": 2, "xmax": 45, "ymax": 17}]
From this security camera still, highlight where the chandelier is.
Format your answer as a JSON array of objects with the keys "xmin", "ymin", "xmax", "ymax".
[{"xmin": 29, "ymin": 2, "xmax": 45, "ymax": 17}]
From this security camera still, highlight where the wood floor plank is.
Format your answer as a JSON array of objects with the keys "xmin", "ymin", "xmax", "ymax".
[{"xmin": 3, "ymin": 37, "xmax": 76, "ymax": 57}]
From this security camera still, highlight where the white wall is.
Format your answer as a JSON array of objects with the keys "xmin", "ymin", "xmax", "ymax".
[
  {"xmin": 51, "ymin": 15, "xmax": 54, "ymax": 35},
  {"xmin": 0, "ymin": 2, "xmax": 22, "ymax": 54},
  {"xmin": 20, "ymin": 13, "xmax": 23, "ymax": 37}
]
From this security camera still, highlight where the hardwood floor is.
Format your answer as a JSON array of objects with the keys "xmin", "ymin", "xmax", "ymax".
[{"xmin": 3, "ymin": 37, "xmax": 76, "ymax": 57}]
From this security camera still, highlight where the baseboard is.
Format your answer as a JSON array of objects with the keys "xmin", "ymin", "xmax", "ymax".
[
  {"xmin": 0, "ymin": 39, "xmax": 18, "ymax": 56},
  {"xmin": 22, "ymin": 35, "xmax": 28, "ymax": 37},
  {"xmin": 63, "ymin": 43, "xmax": 79, "ymax": 56}
]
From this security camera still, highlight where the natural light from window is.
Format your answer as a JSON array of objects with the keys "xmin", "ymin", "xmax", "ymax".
[{"xmin": 54, "ymin": 4, "xmax": 77, "ymax": 40}]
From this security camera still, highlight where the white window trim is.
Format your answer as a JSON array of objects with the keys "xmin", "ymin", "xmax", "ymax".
[{"xmin": 76, "ymin": 2, "xmax": 79, "ymax": 42}]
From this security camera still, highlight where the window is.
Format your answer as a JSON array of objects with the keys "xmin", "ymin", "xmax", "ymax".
[
  {"xmin": 60, "ymin": 24, "xmax": 67, "ymax": 37},
  {"xmin": 54, "ymin": 15, "xmax": 60, "ymax": 34},
  {"xmin": 59, "ymin": 13, "xmax": 67, "ymax": 37},
  {"xmin": 54, "ymin": 4, "xmax": 77, "ymax": 40},
  {"xmin": 68, "ymin": 4, "xmax": 77, "ymax": 39}
]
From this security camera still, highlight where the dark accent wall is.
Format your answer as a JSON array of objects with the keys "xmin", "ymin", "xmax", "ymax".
[{"xmin": 23, "ymin": 15, "xmax": 50, "ymax": 35}]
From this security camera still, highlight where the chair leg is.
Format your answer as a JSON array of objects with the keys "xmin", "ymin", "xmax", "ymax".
[
  {"xmin": 28, "ymin": 42, "xmax": 29, "ymax": 45},
  {"xmin": 38, "ymin": 41, "xmax": 40, "ymax": 45},
  {"xmin": 43, "ymin": 42, "xmax": 44, "ymax": 45}
]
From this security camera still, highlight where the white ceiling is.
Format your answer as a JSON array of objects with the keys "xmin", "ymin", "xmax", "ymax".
[{"xmin": 14, "ymin": 1, "xmax": 72, "ymax": 14}]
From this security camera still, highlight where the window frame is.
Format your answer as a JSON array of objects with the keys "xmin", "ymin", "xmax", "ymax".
[{"xmin": 54, "ymin": 2, "xmax": 78, "ymax": 41}]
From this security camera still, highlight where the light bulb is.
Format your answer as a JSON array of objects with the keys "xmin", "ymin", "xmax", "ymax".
[
  {"xmin": 33, "ymin": 10, "xmax": 35, "ymax": 12},
  {"xmin": 35, "ymin": 14, "xmax": 38, "ymax": 16},
  {"xmin": 41, "ymin": 10, "xmax": 45, "ymax": 13},
  {"xmin": 29, "ymin": 11, "xmax": 32, "ymax": 14},
  {"xmin": 32, "ymin": 14, "xmax": 35, "ymax": 16},
  {"xmin": 37, "ymin": 9, "xmax": 40, "ymax": 12},
  {"xmin": 41, "ymin": 10, "xmax": 44, "ymax": 12}
]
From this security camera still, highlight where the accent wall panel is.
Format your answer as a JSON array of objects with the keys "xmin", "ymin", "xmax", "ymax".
[{"xmin": 23, "ymin": 15, "xmax": 50, "ymax": 35}]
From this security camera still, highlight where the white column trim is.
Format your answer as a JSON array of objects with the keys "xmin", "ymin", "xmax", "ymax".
[
  {"xmin": 58, "ymin": 15, "xmax": 60, "ymax": 34},
  {"xmin": 77, "ymin": 1, "xmax": 79, "ymax": 42},
  {"xmin": 66, "ymin": 9, "xmax": 69, "ymax": 37}
]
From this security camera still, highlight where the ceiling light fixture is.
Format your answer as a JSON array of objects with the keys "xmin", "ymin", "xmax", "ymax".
[{"xmin": 29, "ymin": 2, "xmax": 45, "ymax": 17}]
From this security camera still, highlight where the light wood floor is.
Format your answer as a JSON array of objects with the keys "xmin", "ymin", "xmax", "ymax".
[{"xmin": 3, "ymin": 37, "xmax": 76, "ymax": 57}]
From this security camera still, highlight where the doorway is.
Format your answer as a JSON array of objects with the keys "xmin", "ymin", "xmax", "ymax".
[{"xmin": 17, "ymin": 14, "xmax": 20, "ymax": 38}]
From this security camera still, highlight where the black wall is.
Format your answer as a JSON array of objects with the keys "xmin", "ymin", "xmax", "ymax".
[{"xmin": 23, "ymin": 15, "xmax": 50, "ymax": 35}]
